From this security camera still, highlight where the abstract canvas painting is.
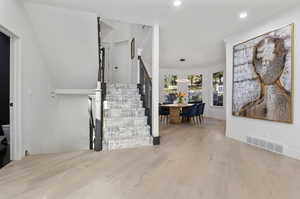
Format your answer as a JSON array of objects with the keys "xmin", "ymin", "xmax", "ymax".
[{"xmin": 232, "ymin": 24, "xmax": 294, "ymax": 123}]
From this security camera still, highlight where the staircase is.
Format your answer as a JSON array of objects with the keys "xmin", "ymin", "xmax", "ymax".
[{"xmin": 102, "ymin": 83, "xmax": 153, "ymax": 151}]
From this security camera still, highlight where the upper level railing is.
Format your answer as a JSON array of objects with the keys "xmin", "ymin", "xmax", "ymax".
[{"xmin": 138, "ymin": 56, "xmax": 152, "ymax": 135}]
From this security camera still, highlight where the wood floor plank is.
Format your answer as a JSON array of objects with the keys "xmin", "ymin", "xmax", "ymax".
[{"xmin": 0, "ymin": 119, "xmax": 300, "ymax": 199}]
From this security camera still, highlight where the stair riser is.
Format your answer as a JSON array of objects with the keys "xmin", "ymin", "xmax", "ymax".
[
  {"xmin": 106, "ymin": 102, "xmax": 143, "ymax": 109},
  {"xmin": 107, "ymin": 91, "xmax": 139, "ymax": 96},
  {"xmin": 107, "ymin": 84, "xmax": 137, "ymax": 89},
  {"xmin": 107, "ymin": 105, "xmax": 143, "ymax": 109},
  {"xmin": 104, "ymin": 119, "xmax": 147, "ymax": 128},
  {"xmin": 105, "ymin": 113, "xmax": 145, "ymax": 118},
  {"xmin": 104, "ymin": 109, "xmax": 145, "ymax": 118},
  {"xmin": 106, "ymin": 99, "xmax": 142, "ymax": 105},
  {"xmin": 106, "ymin": 94, "xmax": 141, "ymax": 99},
  {"xmin": 105, "ymin": 108, "xmax": 145, "ymax": 112},
  {"xmin": 103, "ymin": 132, "xmax": 150, "ymax": 140},
  {"xmin": 107, "ymin": 88, "xmax": 139, "ymax": 92},
  {"xmin": 104, "ymin": 126, "xmax": 150, "ymax": 133},
  {"xmin": 103, "ymin": 137, "xmax": 152, "ymax": 151}
]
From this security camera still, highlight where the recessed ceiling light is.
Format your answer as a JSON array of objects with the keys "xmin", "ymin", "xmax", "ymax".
[
  {"xmin": 173, "ymin": 0, "xmax": 182, "ymax": 7},
  {"xmin": 176, "ymin": 79, "xmax": 189, "ymax": 83},
  {"xmin": 239, "ymin": 12, "xmax": 248, "ymax": 19}
]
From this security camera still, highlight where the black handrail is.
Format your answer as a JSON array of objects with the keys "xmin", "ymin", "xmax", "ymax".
[
  {"xmin": 138, "ymin": 56, "xmax": 152, "ymax": 136},
  {"xmin": 88, "ymin": 97, "xmax": 95, "ymax": 150},
  {"xmin": 100, "ymin": 47, "xmax": 106, "ymax": 151},
  {"xmin": 94, "ymin": 17, "xmax": 106, "ymax": 151}
]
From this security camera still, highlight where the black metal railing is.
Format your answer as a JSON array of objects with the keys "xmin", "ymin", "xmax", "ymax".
[
  {"xmin": 99, "ymin": 47, "xmax": 106, "ymax": 151},
  {"xmin": 92, "ymin": 17, "xmax": 106, "ymax": 151},
  {"xmin": 138, "ymin": 56, "xmax": 152, "ymax": 136},
  {"xmin": 88, "ymin": 97, "xmax": 95, "ymax": 150}
]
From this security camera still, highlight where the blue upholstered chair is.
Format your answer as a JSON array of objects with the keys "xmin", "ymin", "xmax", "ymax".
[
  {"xmin": 197, "ymin": 103, "xmax": 205, "ymax": 123},
  {"xmin": 181, "ymin": 104, "xmax": 198, "ymax": 123},
  {"xmin": 159, "ymin": 104, "xmax": 170, "ymax": 123}
]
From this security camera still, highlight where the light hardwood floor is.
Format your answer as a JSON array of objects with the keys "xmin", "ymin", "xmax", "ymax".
[{"xmin": 1, "ymin": 119, "xmax": 300, "ymax": 199}]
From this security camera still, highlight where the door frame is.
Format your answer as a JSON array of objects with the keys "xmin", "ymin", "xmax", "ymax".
[{"xmin": 0, "ymin": 24, "xmax": 22, "ymax": 160}]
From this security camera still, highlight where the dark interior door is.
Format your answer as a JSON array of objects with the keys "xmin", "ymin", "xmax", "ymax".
[{"xmin": 0, "ymin": 31, "xmax": 10, "ymax": 167}]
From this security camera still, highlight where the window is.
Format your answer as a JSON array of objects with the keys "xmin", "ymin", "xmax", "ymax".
[
  {"xmin": 212, "ymin": 72, "xmax": 224, "ymax": 106},
  {"xmin": 163, "ymin": 75, "xmax": 178, "ymax": 103},
  {"xmin": 188, "ymin": 74, "xmax": 203, "ymax": 103}
]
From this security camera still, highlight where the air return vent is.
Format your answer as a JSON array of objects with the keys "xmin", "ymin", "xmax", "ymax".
[{"xmin": 246, "ymin": 136, "xmax": 283, "ymax": 154}]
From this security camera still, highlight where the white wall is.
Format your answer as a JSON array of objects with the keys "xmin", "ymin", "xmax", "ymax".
[
  {"xmin": 20, "ymin": 3, "xmax": 99, "ymax": 154},
  {"xmin": 24, "ymin": 3, "xmax": 99, "ymax": 89},
  {"xmin": 160, "ymin": 65, "xmax": 226, "ymax": 120},
  {"xmin": 0, "ymin": 0, "xmax": 55, "ymax": 157},
  {"xmin": 46, "ymin": 95, "xmax": 89, "ymax": 153},
  {"xmin": 225, "ymin": 7, "xmax": 300, "ymax": 160}
]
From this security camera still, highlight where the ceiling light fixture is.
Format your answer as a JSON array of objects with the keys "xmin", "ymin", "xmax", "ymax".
[
  {"xmin": 173, "ymin": 0, "xmax": 182, "ymax": 7},
  {"xmin": 239, "ymin": 12, "xmax": 248, "ymax": 19},
  {"xmin": 176, "ymin": 79, "xmax": 189, "ymax": 83}
]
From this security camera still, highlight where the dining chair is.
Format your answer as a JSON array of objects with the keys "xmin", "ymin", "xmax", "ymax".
[
  {"xmin": 159, "ymin": 104, "xmax": 170, "ymax": 123},
  {"xmin": 181, "ymin": 104, "xmax": 199, "ymax": 124},
  {"xmin": 180, "ymin": 105, "xmax": 193, "ymax": 122},
  {"xmin": 197, "ymin": 103, "xmax": 205, "ymax": 124}
]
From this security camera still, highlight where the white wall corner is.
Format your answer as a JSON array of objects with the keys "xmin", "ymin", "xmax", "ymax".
[{"xmin": 152, "ymin": 24, "xmax": 159, "ymax": 138}]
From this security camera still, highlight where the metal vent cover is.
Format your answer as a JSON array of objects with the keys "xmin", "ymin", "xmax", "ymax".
[{"xmin": 246, "ymin": 136, "xmax": 283, "ymax": 154}]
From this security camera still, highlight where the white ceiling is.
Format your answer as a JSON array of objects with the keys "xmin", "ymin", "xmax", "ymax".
[{"xmin": 23, "ymin": 0, "xmax": 299, "ymax": 68}]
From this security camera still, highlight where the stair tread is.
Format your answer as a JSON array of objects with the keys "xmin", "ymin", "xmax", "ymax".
[
  {"xmin": 104, "ymin": 116, "xmax": 147, "ymax": 120},
  {"xmin": 104, "ymin": 125, "xmax": 149, "ymax": 129},
  {"xmin": 105, "ymin": 107, "xmax": 145, "ymax": 110},
  {"xmin": 104, "ymin": 116, "xmax": 147, "ymax": 119},
  {"xmin": 104, "ymin": 125, "xmax": 150, "ymax": 130},
  {"xmin": 104, "ymin": 134, "xmax": 151, "ymax": 139}
]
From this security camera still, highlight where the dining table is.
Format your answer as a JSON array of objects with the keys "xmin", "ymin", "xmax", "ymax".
[{"xmin": 160, "ymin": 103, "xmax": 193, "ymax": 124}]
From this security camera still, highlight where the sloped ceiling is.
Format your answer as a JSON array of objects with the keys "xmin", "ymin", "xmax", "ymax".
[
  {"xmin": 24, "ymin": 3, "xmax": 98, "ymax": 89},
  {"xmin": 23, "ymin": 0, "xmax": 300, "ymax": 69}
]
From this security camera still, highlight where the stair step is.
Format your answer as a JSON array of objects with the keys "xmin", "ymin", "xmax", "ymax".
[
  {"xmin": 103, "ymin": 136, "xmax": 153, "ymax": 151},
  {"xmin": 104, "ymin": 107, "xmax": 145, "ymax": 112},
  {"xmin": 103, "ymin": 127, "xmax": 150, "ymax": 140},
  {"xmin": 107, "ymin": 88, "xmax": 139, "ymax": 92},
  {"xmin": 104, "ymin": 108, "xmax": 145, "ymax": 117},
  {"xmin": 106, "ymin": 94, "xmax": 141, "ymax": 98},
  {"xmin": 104, "ymin": 116, "xmax": 147, "ymax": 127},
  {"xmin": 105, "ymin": 98, "xmax": 142, "ymax": 104},
  {"xmin": 106, "ymin": 95, "xmax": 141, "ymax": 101},
  {"xmin": 106, "ymin": 103, "xmax": 143, "ymax": 109},
  {"xmin": 107, "ymin": 84, "xmax": 137, "ymax": 89},
  {"xmin": 104, "ymin": 125, "xmax": 150, "ymax": 134},
  {"xmin": 107, "ymin": 90, "xmax": 139, "ymax": 96}
]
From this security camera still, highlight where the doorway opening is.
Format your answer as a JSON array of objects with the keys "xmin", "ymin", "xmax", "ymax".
[
  {"xmin": 0, "ymin": 31, "xmax": 10, "ymax": 168},
  {"xmin": 0, "ymin": 24, "xmax": 22, "ymax": 164}
]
